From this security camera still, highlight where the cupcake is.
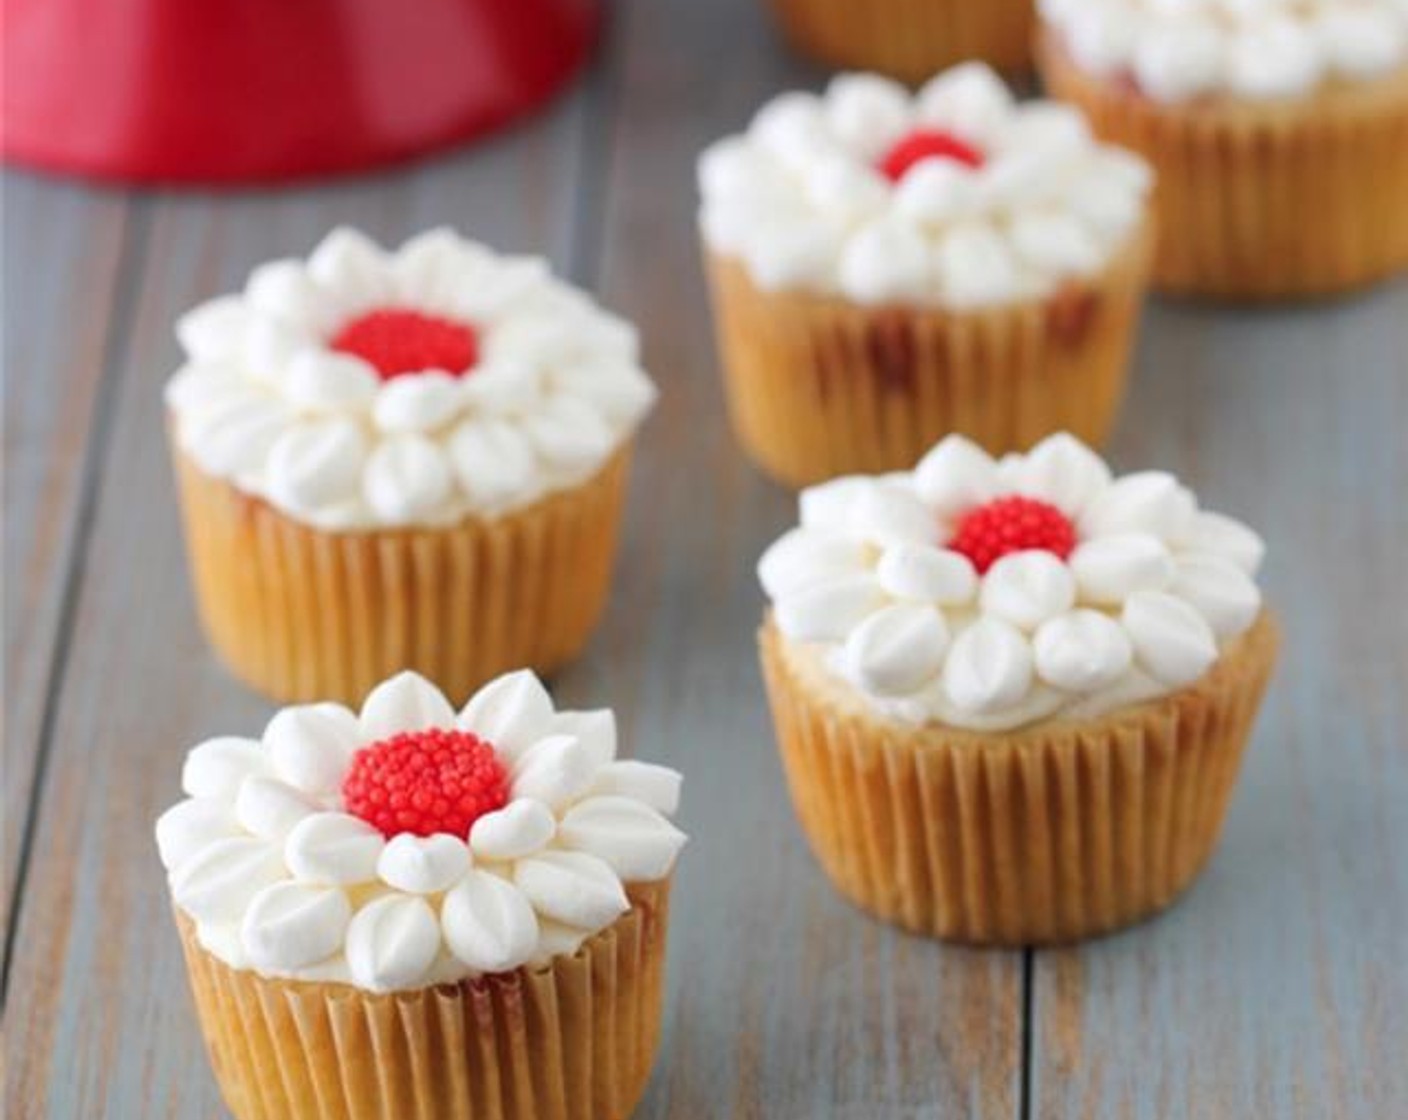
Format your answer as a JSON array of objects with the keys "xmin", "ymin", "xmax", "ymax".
[
  {"xmin": 756, "ymin": 432, "xmax": 1277, "ymax": 944},
  {"xmin": 166, "ymin": 227, "xmax": 656, "ymax": 703},
  {"xmin": 766, "ymin": 0, "xmax": 1036, "ymax": 83},
  {"xmin": 698, "ymin": 66, "xmax": 1155, "ymax": 488},
  {"xmin": 1036, "ymin": 0, "xmax": 1408, "ymax": 298},
  {"xmin": 156, "ymin": 669, "xmax": 686, "ymax": 1120}
]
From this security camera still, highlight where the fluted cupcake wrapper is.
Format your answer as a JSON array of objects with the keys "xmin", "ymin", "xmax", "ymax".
[
  {"xmin": 1037, "ymin": 32, "xmax": 1408, "ymax": 300},
  {"xmin": 759, "ymin": 615, "xmax": 1279, "ymax": 945},
  {"xmin": 704, "ymin": 224, "xmax": 1152, "ymax": 488},
  {"xmin": 172, "ymin": 444, "xmax": 631, "ymax": 705},
  {"xmin": 175, "ymin": 881, "xmax": 671, "ymax": 1120},
  {"xmin": 766, "ymin": 0, "xmax": 1034, "ymax": 81}
]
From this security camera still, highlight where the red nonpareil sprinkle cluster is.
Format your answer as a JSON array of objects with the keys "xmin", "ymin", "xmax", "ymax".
[
  {"xmin": 877, "ymin": 128, "xmax": 985, "ymax": 182},
  {"xmin": 330, "ymin": 308, "xmax": 478, "ymax": 380},
  {"xmin": 947, "ymin": 496, "xmax": 1078, "ymax": 574},
  {"xmin": 342, "ymin": 728, "xmax": 509, "ymax": 838}
]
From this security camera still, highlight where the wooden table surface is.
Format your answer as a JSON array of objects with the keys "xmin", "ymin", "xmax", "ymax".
[{"xmin": 4, "ymin": 1, "xmax": 1406, "ymax": 1117}]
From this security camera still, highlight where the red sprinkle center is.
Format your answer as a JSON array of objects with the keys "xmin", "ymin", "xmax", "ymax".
[
  {"xmin": 877, "ymin": 129, "xmax": 986, "ymax": 182},
  {"xmin": 341, "ymin": 728, "xmax": 509, "ymax": 838},
  {"xmin": 330, "ymin": 307, "xmax": 479, "ymax": 381},
  {"xmin": 947, "ymin": 496, "xmax": 1077, "ymax": 574}
]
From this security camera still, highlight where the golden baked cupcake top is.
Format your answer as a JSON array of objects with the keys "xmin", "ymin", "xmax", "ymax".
[
  {"xmin": 1038, "ymin": 0, "xmax": 1408, "ymax": 102},
  {"xmin": 758, "ymin": 433, "xmax": 1266, "ymax": 731},
  {"xmin": 697, "ymin": 63, "xmax": 1152, "ymax": 307},
  {"xmin": 165, "ymin": 228, "xmax": 656, "ymax": 530},
  {"xmin": 156, "ymin": 669, "xmax": 685, "ymax": 992}
]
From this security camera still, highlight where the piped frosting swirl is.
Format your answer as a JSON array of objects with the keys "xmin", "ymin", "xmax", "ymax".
[
  {"xmin": 758, "ymin": 433, "xmax": 1266, "ymax": 731},
  {"xmin": 165, "ymin": 228, "xmax": 657, "ymax": 531},
  {"xmin": 156, "ymin": 670, "xmax": 686, "ymax": 991}
]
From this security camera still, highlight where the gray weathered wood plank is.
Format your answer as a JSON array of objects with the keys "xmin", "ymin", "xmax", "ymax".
[
  {"xmin": 560, "ymin": 0, "xmax": 1024, "ymax": 1115},
  {"xmin": 2, "ymin": 176, "xmax": 132, "ymax": 961},
  {"xmin": 1031, "ymin": 283, "xmax": 1408, "ymax": 1119},
  {"xmin": 2, "ymin": 92, "xmax": 598, "ymax": 1117}
]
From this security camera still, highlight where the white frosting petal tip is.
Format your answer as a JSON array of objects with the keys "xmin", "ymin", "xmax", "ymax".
[
  {"xmin": 442, "ymin": 871, "xmax": 539, "ymax": 974},
  {"xmin": 588, "ymin": 761, "xmax": 683, "ymax": 816},
  {"xmin": 980, "ymin": 551, "xmax": 1076, "ymax": 631},
  {"xmin": 469, "ymin": 799, "xmax": 557, "ymax": 862},
  {"xmin": 156, "ymin": 799, "xmax": 240, "ymax": 872},
  {"xmin": 510, "ymin": 734, "xmax": 597, "ymax": 809},
  {"xmin": 241, "ymin": 882, "xmax": 351, "ymax": 973},
  {"xmin": 359, "ymin": 672, "xmax": 456, "ymax": 741},
  {"xmin": 170, "ymin": 837, "xmax": 285, "ymax": 924},
  {"xmin": 1122, "ymin": 590, "xmax": 1219, "ymax": 687},
  {"xmin": 557, "ymin": 797, "xmax": 688, "ymax": 881},
  {"xmin": 181, "ymin": 737, "xmax": 269, "ymax": 800},
  {"xmin": 346, "ymin": 895, "xmax": 440, "ymax": 991},
  {"xmin": 459, "ymin": 670, "xmax": 556, "ymax": 762},
  {"xmin": 377, "ymin": 833, "xmax": 471, "ymax": 894},
  {"xmin": 845, "ymin": 603, "xmax": 950, "ymax": 696},
  {"xmin": 943, "ymin": 618, "xmax": 1035, "ymax": 713},
  {"xmin": 264, "ymin": 702, "xmax": 361, "ymax": 794},
  {"xmin": 284, "ymin": 813, "xmax": 385, "ymax": 886},
  {"xmin": 513, "ymin": 851, "xmax": 629, "ymax": 931}
]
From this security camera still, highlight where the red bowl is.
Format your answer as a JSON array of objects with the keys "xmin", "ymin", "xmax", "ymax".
[{"xmin": 1, "ymin": 0, "xmax": 600, "ymax": 185}]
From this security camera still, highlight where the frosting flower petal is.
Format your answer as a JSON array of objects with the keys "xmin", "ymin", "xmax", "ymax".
[
  {"xmin": 442, "ymin": 870, "xmax": 539, "ymax": 973},
  {"xmin": 346, "ymin": 895, "xmax": 440, "ymax": 992}
]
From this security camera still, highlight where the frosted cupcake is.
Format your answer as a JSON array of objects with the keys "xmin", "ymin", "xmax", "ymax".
[
  {"xmin": 1037, "ymin": 0, "xmax": 1408, "ymax": 298},
  {"xmin": 757, "ymin": 433, "xmax": 1277, "ymax": 943},
  {"xmin": 698, "ymin": 66, "xmax": 1154, "ymax": 488},
  {"xmin": 766, "ymin": 0, "xmax": 1036, "ymax": 83},
  {"xmin": 157, "ymin": 668, "xmax": 686, "ymax": 1120},
  {"xmin": 166, "ymin": 227, "xmax": 656, "ymax": 703}
]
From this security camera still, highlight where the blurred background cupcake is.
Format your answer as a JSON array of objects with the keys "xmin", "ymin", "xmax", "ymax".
[
  {"xmin": 157, "ymin": 668, "xmax": 685, "ymax": 1120},
  {"xmin": 1036, "ymin": 0, "xmax": 1408, "ymax": 299},
  {"xmin": 166, "ymin": 227, "xmax": 656, "ymax": 703},
  {"xmin": 756, "ymin": 432, "xmax": 1278, "ymax": 944},
  {"xmin": 698, "ymin": 65, "xmax": 1154, "ymax": 488},
  {"xmin": 766, "ymin": 0, "xmax": 1036, "ymax": 82}
]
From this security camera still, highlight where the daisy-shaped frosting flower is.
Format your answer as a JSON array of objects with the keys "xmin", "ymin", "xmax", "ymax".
[
  {"xmin": 156, "ymin": 670, "xmax": 686, "ymax": 992},
  {"xmin": 759, "ymin": 433, "xmax": 1266, "ymax": 731},
  {"xmin": 1040, "ymin": 0, "xmax": 1408, "ymax": 104},
  {"xmin": 165, "ymin": 227, "xmax": 657, "ymax": 531},
  {"xmin": 698, "ymin": 63, "xmax": 1152, "ymax": 307}
]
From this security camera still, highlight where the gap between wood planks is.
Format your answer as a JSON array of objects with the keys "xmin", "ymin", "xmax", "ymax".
[{"xmin": 1, "ymin": 201, "xmax": 153, "ymax": 1007}]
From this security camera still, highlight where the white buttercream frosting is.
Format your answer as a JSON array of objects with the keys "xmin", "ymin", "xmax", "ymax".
[
  {"xmin": 697, "ymin": 64, "xmax": 1152, "ymax": 306},
  {"xmin": 166, "ymin": 228, "xmax": 657, "ymax": 530},
  {"xmin": 157, "ymin": 670, "xmax": 686, "ymax": 991},
  {"xmin": 1040, "ymin": 0, "xmax": 1408, "ymax": 102},
  {"xmin": 759, "ymin": 433, "xmax": 1266, "ymax": 731}
]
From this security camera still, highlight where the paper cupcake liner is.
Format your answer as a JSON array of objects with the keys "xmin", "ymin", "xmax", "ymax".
[
  {"xmin": 759, "ymin": 614, "xmax": 1278, "ymax": 945},
  {"xmin": 175, "ymin": 880, "xmax": 671, "ymax": 1120},
  {"xmin": 172, "ymin": 446, "xmax": 631, "ymax": 705},
  {"xmin": 704, "ymin": 222, "xmax": 1152, "ymax": 488},
  {"xmin": 1037, "ymin": 32, "xmax": 1408, "ymax": 299},
  {"xmin": 766, "ymin": 0, "xmax": 1034, "ymax": 81}
]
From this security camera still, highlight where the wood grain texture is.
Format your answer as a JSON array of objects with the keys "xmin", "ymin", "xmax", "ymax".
[
  {"xmin": 570, "ymin": 0, "xmax": 1023, "ymax": 1115},
  {"xmin": 4, "ymin": 2, "xmax": 1407, "ymax": 1116},
  {"xmin": 1031, "ymin": 285, "xmax": 1408, "ymax": 1119},
  {"xmin": 2, "ymin": 176, "xmax": 132, "ymax": 961},
  {"xmin": 2, "ymin": 94, "xmax": 596, "ymax": 1118}
]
